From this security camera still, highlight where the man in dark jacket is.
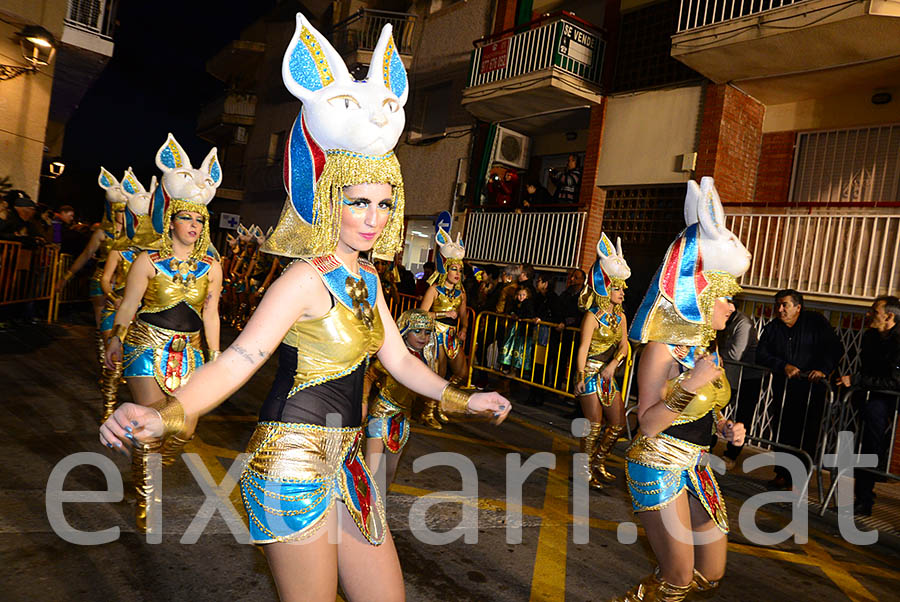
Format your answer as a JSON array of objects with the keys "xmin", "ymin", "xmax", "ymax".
[
  {"xmin": 757, "ymin": 289, "xmax": 844, "ymax": 488},
  {"xmin": 837, "ymin": 295, "xmax": 900, "ymax": 515}
]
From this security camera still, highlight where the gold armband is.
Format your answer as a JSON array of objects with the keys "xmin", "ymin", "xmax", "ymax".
[
  {"xmin": 615, "ymin": 352, "xmax": 626, "ymax": 364},
  {"xmin": 150, "ymin": 396, "xmax": 186, "ymax": 438},
  {"xmin": 207, "ymin": 349, "xmax": 221, "ymax": 362},
  {"xmin": 663, "ymin": 381, "xmax": 696, "ymax": 414},
  {"xmin": 105, "ymin": 291, "xmax": 121, "ymax": 304},
  {"xmin": 440, "ymin": 384, "xmax": 471, "ymax": 415},
  {"xmin": 110, "ymin": 323, "xmax": 128, "ymax": 342}
]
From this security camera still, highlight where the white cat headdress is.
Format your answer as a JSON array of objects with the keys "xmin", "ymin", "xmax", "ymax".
[
  {"xmin": 579, "ymin": 232, "xmax": 630, "ymax": 311},
  {"xmin": 429, "ymin": 227, "xmax": 465, "ymax": 286},
  {"xmin": 630, "ymin": 177, "xmax": 751, "ymax": 348},
  {"xmin": 149, "ymin": 133, "xmax": 222, "ymax": 260},
  {"xmin": 118, "ymin": 168, "xmax": 161, "ymax": 250},
  {"xmin": 263, "ymin": 14, "xmax": 408, "ymax": 258},
  {"xmin": 97, "ymin": 167, "xmax": 128, "ymax": 239}
]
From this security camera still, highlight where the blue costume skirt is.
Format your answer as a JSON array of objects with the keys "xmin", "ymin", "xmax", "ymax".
[
  {"xmin": 122, "ymin": 319, "xmax": 204, "ymax": 395},
  {"xmin": 88, "ymin": 278, "xmax": 103, "ymax": 298},
  {"xmin": 579, "ymin": 357, "xmax": 620, "ymax": 406},
  {"xmin": 365, "ymin": 394, "xmax": 411, "ymax": 454},
  {"xmin": 434, "ymin": 321, "xmax": 459, "ymax": 359},
  {"xmin": 625, "ymin": 433, "xmax": 728, "ymax": 534},
  {"xmin": 240, "ymin": 422, "xmax": 386, "ymax": 545}
]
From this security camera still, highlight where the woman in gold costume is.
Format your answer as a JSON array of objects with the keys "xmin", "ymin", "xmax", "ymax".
[
  {"xmin": 57, "ymin": 167, "xmax": 127, "ymax": 368},
  {"xmin": 104, "ymin": 134, "xmax": 223, "ymax": 531},
  {"xmin": 611, "ymin": 178, "xmax": 751, "ymax": 601},
  {"xmin": 574, "ymin": 233, "xmax": 631, "ymax": 489},
  {"xmin": 98, "ymin": 169, "xmax": 161, "ymax": 422},
  {"xmin": 101, "ymin": 17, "xmax": 509, "ymax": 602}
]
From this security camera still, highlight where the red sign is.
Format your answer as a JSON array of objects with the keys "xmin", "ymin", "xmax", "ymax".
[{"xmin": 479, "ymin": 39, "xmax": 510, "ymax": 74}]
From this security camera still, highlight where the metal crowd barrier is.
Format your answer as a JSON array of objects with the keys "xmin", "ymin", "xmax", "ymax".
[
  {"xmin": 51, "ymin": 253, "xmax": 90, "ymax": 320},
  {"xmin": 465, "ymin": 310, "xmax": 633, "ymax": 400},
  {"xmin": 819, "ymin": 388, "xmax": 900, "ymax": 515},
  {"xmin": 0, "ymin": 240, "xmax": 62, "ymax": 322},
  {"xmin": 388, "ymin": 292, "xmax": 477, "ymax": 355}
]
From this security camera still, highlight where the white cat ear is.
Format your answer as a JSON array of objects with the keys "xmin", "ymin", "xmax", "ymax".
[
  {"xmin": 200, "ymin": 147, "xmax": 222, "ymax": 188},
  {"xmin": 698, "ymin": 177, "xmax": 724, "ymax": 240},
  {"xmin": 366, "ymin": 23, "xmax": 408, "ymax": 106},
  {"xmin": 98, "ymin": 166, "xmax": 119, "ymax": 190},
  {"xmin": 156, "ymin": 133, "xmax": 191, "ymax": 172},
  {"xmin": 596, "ymin": 232, "xmax": 614, "ymax": 258},
  {"xmin": 616, "ymin": 236, "xmax": 623, "ymax": 257},
  {"xmin": 282, "ymin": 13, "xmax": 350, "ymax": 103},
  {"xmin": 684, "ymin": 179, "xmax": 701, "ymax": 226},
  {"xmin": 435, "ymin": 226, "xmax": 450, "ymax": 246},
  {"xmin": 121, "ymin": 168, "xmax": 145, "ymax": 196}
]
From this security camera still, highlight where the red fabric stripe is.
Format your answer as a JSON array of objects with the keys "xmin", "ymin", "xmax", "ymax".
[{"xmin": 661, "ymin": 237, "xmax": 683, "ymax": 298}]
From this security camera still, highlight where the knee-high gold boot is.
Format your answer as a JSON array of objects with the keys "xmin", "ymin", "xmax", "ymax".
[
  {"xmin": 159, "ymin": 434, "xmax": 192, "ymax": 467},
  {"xmin": 132, "ymin": 439, "xmax": 163, "ymax": 534},
  {"xmin": 579, "ymin": 422, "xmax": 604, "ymax": 489},
  {"xmin": 690, "ymin": 569, "xmax": 720, "ymax": 599},
  {"xmin": 100, "ymin": 360, "xmax": 123, "ymax": 424},
  {"xmin": 422, "ymin": 400, "xmax": 443, "ymax": 430},
  {"xmin": 95, "ymin": 330, "xmax": 106, "ymax": 373},
  {"xmin": 592, "ymin": 424, "xmax": 625, "ymax": 483},
  {"xmin": 610, "ymin": 571, "xmax": 693, "ymax": 601}
]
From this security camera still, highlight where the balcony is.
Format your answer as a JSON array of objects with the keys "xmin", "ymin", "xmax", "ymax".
[
  {"xmin": 671, "ymin": 0, "xmax": 900, "ymax": 104},
  {"xmin": 464, "ymin": 211, "xmax": 587, "ymax": 270},
  {"xmin": 462, "ymin": 12, "xmax": 605, "ymax": 123},
  {"xmin": 727, "ymin": 212, "xmax": 900, "ymax": 300},
  {"xmin": 197, "ymin": 93, "xmax": 257, "ymax": 144},
  {"xmin": 329, "ymin": 9, "xmax": 416, "ymax": 79},
  {"xmin": 206, "ymin": 40, "xmax": 266, "ymax": 89}
]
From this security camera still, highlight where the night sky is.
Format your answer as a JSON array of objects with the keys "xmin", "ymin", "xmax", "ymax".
[{"xmin": 46, "ymin": 0, "xmax": 278, "ymax": 220}]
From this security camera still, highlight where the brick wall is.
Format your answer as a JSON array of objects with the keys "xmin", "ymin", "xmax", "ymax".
[
  {"xmin": 755, "ymin": 131, "xmax": 796, "ymax": 204},
  {"xmin": 695, "ymin": 83, "xmax": 765, "ymax": 204},
  {"xmin": 579, "ymin": 100, "xmax": 608, "ymax": 273}
]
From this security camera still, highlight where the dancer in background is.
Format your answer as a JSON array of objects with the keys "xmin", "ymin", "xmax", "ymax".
[{"xmin": 573, "ymin": 233, "xmax": 631, "ymax": 489}]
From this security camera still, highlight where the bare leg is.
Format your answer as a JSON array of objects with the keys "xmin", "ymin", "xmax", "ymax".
[
  {"xmin": 366, "ymin": 435, "xmax": 404, "ymax": 491},
  {"xmin": 690, "ymin": 495, "xmax": 727, "ymax": 583},
  {"xmin": 337, "ymin": 503, "xmax": 404, "ymax": 601},
  {"xmin": 126, "ymin": 376, "xmax": 167, "ymax": 408},
  {"xmin": 265, "ymin": 512, "xmax": 339, "ymax": 602},
  {"xmin": 602, "ymin": 391, "xmax": 626, "ymax": 427},
  {"xmin": 448, "ymin": 350, "xmax": 467, "ymax": 383},
  {"xmin": 90, "ymin": 295, "xmax": 104, "ymax": 330},
  {"xmin": 637, "ymin": 493, "xmax": 695, "ymax": 587},
  {"xmin": 579, "ymin": 391, "xmax": 603, "ymax": 423}
]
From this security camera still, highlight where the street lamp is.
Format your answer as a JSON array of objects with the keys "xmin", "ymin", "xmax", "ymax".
[{"xmin": 0, "ymin": 25, "xmax": 57, "ymax": 81}]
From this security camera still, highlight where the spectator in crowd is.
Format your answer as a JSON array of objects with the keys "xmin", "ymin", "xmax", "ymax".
[
  {"xmin": 0, "ymin": 196, "xmax": 8, "ymax": 222},
  {"xmin": 715, "ymin": 308, "xmax": 760, "ymax": 469},
  {"xmin": 549, "ymin": 154, "xmax": 582, "ymax": 204},
  {"xmin": 33, "ymin": 204, "xmax": 55, "ymax": 243},
  {"xmin": 556, "ymin": 267, "xmax": 586, "ymax": 328},
  {"xmin": 522, "ymin": 179, "xmax": 551, "ymax": 209},
  {"xmin": 836, "ymin": 295, "xmax": 900, "ymax": 516},
  {"xmin": 494, "ymin": 263, "xmax": 521, "ymax": 314},
  {"xmin": 472, "ymin": 265, "xmax": 500, "ymax": 314},
  {"xmin": 757, "ymin": 289, "xmax": 843, "ymax": 489},
  {"xmin": 533, "ymin": 272, "xmax": 558, "ymax": 323},
  {"xmin": 0, "ymin": 190, "xmax": 43, "ymax": 245},
  {"xmin": 499, "ymin": 285, "xmax": 537, "ymax": 374},
  {"xmin": 518, "ymin": 262, "xmax": 535, "ymax": 293},
  {"xmin": 486, "ymin": 166, "xmax": 520, "ymax": 208},
  {"xmin": 415, "ymin": 260, "xmax": 435, "ymax": 296},
  {"xmin": 52, "ymin": 205, "xmax": 78, "ymax": 250}
]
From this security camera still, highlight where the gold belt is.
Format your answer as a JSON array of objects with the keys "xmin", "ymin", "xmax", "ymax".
[
  {"xmin": 124, "ymin": 319, "xmax": 201, "ymax": 352},
  {"xmin": 626, "ymin": 433, "xmax": 706, "ymax": 471},
  {"xmin": 245, "ymin": 422, "xmax": 362, "ymax": 482}
]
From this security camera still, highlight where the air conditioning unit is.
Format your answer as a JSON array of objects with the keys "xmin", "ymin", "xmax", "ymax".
[{"xmin": 490, "ymin": 126, "xmax": 530, "ymax": 170}]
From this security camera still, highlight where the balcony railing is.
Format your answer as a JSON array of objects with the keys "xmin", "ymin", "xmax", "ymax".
[
  {"xmin": 467, "ymin": 12, "xmax": 604, "ymax": 89},
  {"xmin": 198, "ymin": 92, "xmax": 256, "ymax": 132},
  {"xmin": 465, "ymin": 211, "xmax": 586, "ymax": 269},
  {"xmin": 727, "ymin": 213, "xmax": 900, "ymax": 300},
  {"xmin": 677, "ymin": 0, "xmax": 809, "ymax": 32},
  {"xmin": 330, "ymin": 9, "xmax": 417, "ymax": 58},
  {"xmin": 65, "ymin": 0, "xmax": 117, "ymax": 39}
]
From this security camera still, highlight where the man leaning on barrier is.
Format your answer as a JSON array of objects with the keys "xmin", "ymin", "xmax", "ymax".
[
  {"xmin": 836, "ymin": 295, "xmax": 900, "ymax": 516},
  {"xmin": 757, "ymin": 289, "xmax": 843, "ymax": 489}
]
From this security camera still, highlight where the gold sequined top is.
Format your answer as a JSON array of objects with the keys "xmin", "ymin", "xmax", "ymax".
[
  {"xmin": 91, "ymin": 232, "xmax": 117, "ymax": 281},
  {"xmin": 588, "ymin": 310, "xmax": 622, "ymax": 359},
  {"xmin": 367, "ymin": 358, "xmax": 417, "ymax": 416},
  {"xmin": 669, "ymin": 374, "xmax": 731, "ymax": 425},
  {"xmin": 431, "ymin": 285, "xmax": 463, "ymax": 313},
  {"xmin": 112, "ymin": 249, "xmax": 137, "ymax": 293},
  {"xmin": 138, "ymin": 252, "xmax": 212, "ymax": 319}
]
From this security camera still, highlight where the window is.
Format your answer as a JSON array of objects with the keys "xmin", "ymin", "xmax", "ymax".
[
  {"xmin": 791, "ymin": 125, "xmax": 900, "ymax": 204},
  {"xmin": 414, "ymin": 82, "xmax": 452, "ymax": 138},
  {"xmin": 601, "ymin": 185, "xmax": 685, "ymax": 247},
  {"xmin": 266, "ymin": 130, "xmax": 286, "ymax": 167}
]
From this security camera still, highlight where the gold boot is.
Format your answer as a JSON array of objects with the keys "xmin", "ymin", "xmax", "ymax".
[
  {"xmin": 610, "ymin": 571, "xmax": 693, "ymax": 601},
  {"xmin": 159, "ymin": 434, "xmax": 192, "ymax": 467},
  {"xmin": 132, "ymin": 439, "xmax": 163, "ymax": 534},
  {"xmin": 592, "ymin": 424, "xmax": 625, "ymax": 483},
  {"xmin": 100, "ymin": 360, "xmax": 123, "ymax": 424},
  {"xmin": 690, "ymin": 569, "xmax": 720, "ymax": 599},
  {"xmin": 95, "ymin": 330, "xmax": 106, "ymax": 377},
  {"xmin": 578, "ymin": 422, "xmax": 604, "ymax": 489},
  {"xmin": 422, "ymin": 400, "xmax": 443, "ymax": 430}
]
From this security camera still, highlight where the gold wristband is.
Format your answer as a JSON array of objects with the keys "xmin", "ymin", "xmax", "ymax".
[
  {"xmin": 150, "ymin": 396, "xmax": 186, "ymax": 438},
  {"xmin": 663, "ymin": 381, "xmax": 695, "ymax": 414},
  {"xmin": 615, "ymin": 352, "xmax": 626, "ymax": 364},
  {"xmin": 110, "ymin": 323, "xmax": 128, "ymax": 342},
  {"xmin": 207, "ymin": 349, "xmax": 221, "ymax": 362},
  {"xmin": 105, "ymin": 291, "xmax": 121, "ymax": 304},
  {"xmin": 440, "ymin": 384, "xmax": 471, "ymax": 414},
  {"xmin": 576, "ymin": 370, "xmax": 585, "ymax": 383}
]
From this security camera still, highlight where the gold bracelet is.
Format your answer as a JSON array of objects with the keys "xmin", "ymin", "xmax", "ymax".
[
  {"xmin": 105, "ymin": 291, "xmax": 121, "ymax": 304},
  {"xmin": 615, "ymin": 352, "xmax": 626, "ymax": 364},
  {"xmin": 150, "ymin": 396, "xmax": 186, "ymax": 438},
  {"xmin": 110, "ymin": 323, "xmax": 128, "ymax": 343},
  {"xmin": 663, "ymin": 381, "xmax": 696, "ymax": 414},
  {"xmin": 576, "ymin": 370, "xmax": 585, "ymax": 383},
  {"xmin": 207, "ymin": 349, "xmax": 221, "ymax": 362},
  {"xmin": 440, "ymin": 384, "xmax": 471, "ymax": 414}
]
